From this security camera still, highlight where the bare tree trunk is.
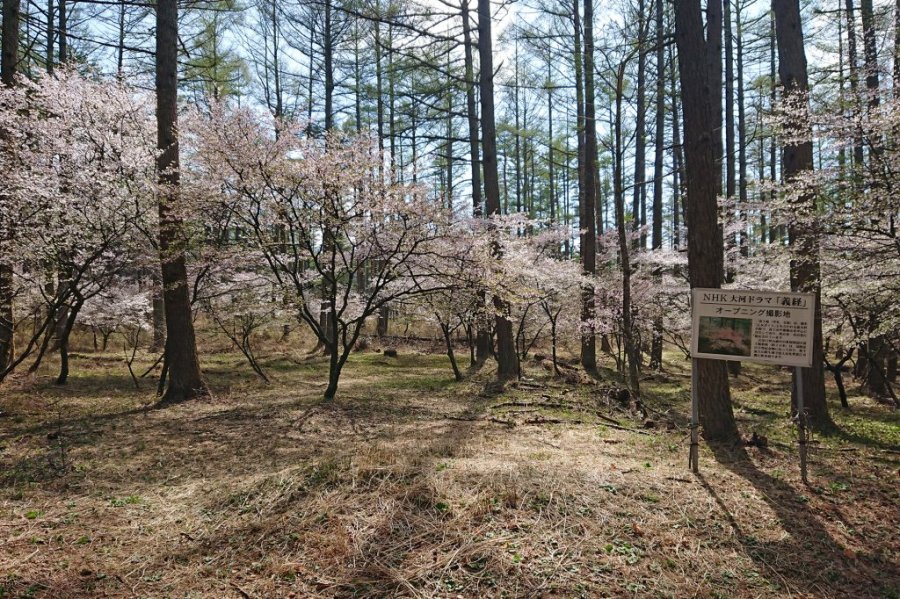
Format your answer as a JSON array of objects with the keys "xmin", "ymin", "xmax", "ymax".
[
  {"xmin": 633, "ymin": 0, "xmax": 647, "ymax": 250},
  {"xmin": 58, "ymin": 0, "xmax": 66, "ymax": 63},
  {"xmin": 46, "ymin": 0, "xmax": 54, "ymax": 74},
  {"xmin": 894, "ymin": 0, "xmax": 900, "ymax": 97},
  {"xmin": 845, "ymin": 0, "xmax": 865, "ymax": 169},
  {"xmin": 462, "ymin": 0, "xmax": 491, "ymax": 365},
  {"xmin": 324, "ymin": 0, "xmax": 334, "ymax": 132},
  {"xmin": 547, "ymin": 58, "xmax": 556, "ymax": 226},
  {"xmin": 117, "ymin": 0, "xmax": 125, "ymax": 78},
  {"xmin": 156, "ymin": 0, "xmax": 208, "ymax": 404},
  {"xmin": 723, "ymin": 0, "xmax": 736, "ymax": 281},
  {"xmin": 441, "ymin": 323, "xmax": 463, "ymax": 381},
  {"xmin": 674, "ymin": 0, "xmax": 740, "ymax": 443},
  {"xmin": 615, "ymin": 63, "xmax": 641, "ymax": 403},
  {"xmin": 0, "ymin": 0, "xmax": 20, "ymax": 373},
  {"xmin": 773, "ymin": 0, "xmax": 832, "ymax": 429},
  {"xmin": 670, "ymin": 43, "xmax": 685, "ymax": 250},
  {"xmin": 650, "ymin": 0, "xmax": 665, "ymax": 369},
  {"xmin": 736, "ymin": 1, "xmax": 749, "ymax": 257},
  {"xmin": 478, "ymin": 0, "xmax": 517, "ymax": 380},
  {"xmin": 580, "ymin": 0, "xmax": 598, "ymax": 373},
  {"xmin": 55, "ymin": 297, "xmax": 83, "ymax": 385},
  {"xmin": 860, "ymin": 0, "xmax": 879, "ymax": 109}
]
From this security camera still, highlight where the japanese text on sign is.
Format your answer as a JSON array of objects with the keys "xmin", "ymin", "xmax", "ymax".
[{"xmin": 690, "ymin": 288, "xmax": 815, "ymax": 368}]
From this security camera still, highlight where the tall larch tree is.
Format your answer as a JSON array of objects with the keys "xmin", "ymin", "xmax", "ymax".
[
  {"xmin": 0, "ymin": 0, "xmax": 19, "ymax": 372},
  {"xmin": 580, "ymin": 0, "xmax": 598, "ymax": 372},
  {"xmin": 649, "ymin": 0, "xmax": 665, "ymax": 369},
  {"xmin": 674, "ymin": 0, "xmax": 740, "ymax": 443},
  {"xmin": 773, "ymin": 0, "xmax": 831, "ymax": 428},
  {"xmin": 156, "ymin": 0, "xmax": 209, "ymax": 403},
  {"xmin": 478, "ymin": 0, "xmax": 517, "ymax": 379}
]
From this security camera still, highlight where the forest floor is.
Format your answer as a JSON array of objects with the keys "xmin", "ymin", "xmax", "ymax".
[{"xmin": 0, "ymin": 340, "xmax": 898, "ymax": 599}]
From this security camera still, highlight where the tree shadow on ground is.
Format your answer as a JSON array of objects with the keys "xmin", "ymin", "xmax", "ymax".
[
  {"xmin": 131, "ymin": 381, "xmax": 501, "ymax": 598},
  {"xmin": 704, "ymin": 444, "xmax": 898, "ymax": 598}
]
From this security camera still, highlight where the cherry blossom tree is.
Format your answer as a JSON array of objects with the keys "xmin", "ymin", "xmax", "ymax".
[
  {"xmin": 0, "ymin": 70, "xmax": 156, "ymax": 385},
  {"xmin": 187, "ymin": 106, "xmax": 455, "ymax": 399}
]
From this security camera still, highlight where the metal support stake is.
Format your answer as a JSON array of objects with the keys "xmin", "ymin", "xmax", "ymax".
[
  {"xmin": 689, "ymin": 358, "xmax": 699, "ymax": 473},
  {"xmin": 795, "ymin": 366, "xmax": 808, "ymax": 484}
]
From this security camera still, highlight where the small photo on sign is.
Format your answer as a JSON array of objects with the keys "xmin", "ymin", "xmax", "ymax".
[{"xmin": 697, "ymin": 316, "xmax": 752, "ymax": 357}]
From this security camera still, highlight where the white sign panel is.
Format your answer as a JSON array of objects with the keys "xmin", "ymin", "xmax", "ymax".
[{"xmin": 690, "ymin": 288, "xmax": 815, "ymax": 368}]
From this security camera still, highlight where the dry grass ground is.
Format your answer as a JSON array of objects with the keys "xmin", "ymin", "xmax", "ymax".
[{"xmin": 0, "ymin": 339, "xmax": 897, "ymax": 598}]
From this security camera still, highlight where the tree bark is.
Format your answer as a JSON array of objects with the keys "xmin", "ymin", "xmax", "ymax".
[
  {"xmin": 736, "ymin": 1, "xmax": 748, "ymax": 256},
  {"xmin": 580, "ymin": 0, "xmax": 598, "ymax": 373},
  {"xmin": 674, "ymin": 0, "xmax": 740, "ymax": 443},
  {"xmin": 773, "ymin": 0, "xmax": 832, "ymax": 429},
  {"xmin": 860, "ymin": 0, "xmax": 879, "ymax": 109},
  {"xmin": 845, "ymin": 0, "xmax": 865, "ymax": 169},
  {"xmin": 650, "ymin": 0, "xmax": 665, "ymax": 369},
  {"xmin": 58, "ymin": 0, "xmax": 66, "ymax": 64},
  {"xmin": 894, "ymin": 0, "xmax": 900, "ymax": 97},
  {"xmin": 615, "ymin": 63, "xmax": 642, "ymax": 402},
  {"xmin": 46, "ymin": 0, "xmax": 54, "ymax": 74},
  {"xmin": 156, "ymin": 0, "xmax": 208, "ymax": 404},
  {"xmin": 633, "ymin": 0, "xmax": 648, "ymax": 250},
  {"xmin": 478, "ymin": 0, "xmax": 517, "ymax": 380},
  {"xmin": 0, "ymin": 0, "xmax": 20, "ymax": 373},
  {"xmin": 462, "ymin": 0, "xmax": 491, "ymax": 365},
  {"xmin": 55, "ymin": 297, "xmax": 83, "ymax": 385}
]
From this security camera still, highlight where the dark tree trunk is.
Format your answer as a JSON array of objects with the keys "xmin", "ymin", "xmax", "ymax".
[
  {"xmin": 581, "ymin": 0, "xmax": 598, "ymax": 373},
  {"xmin": 650, "ymin": 0, "xmax": 665, "ymax": 369},
  {"xmin": 773, "ymin": 0, "xmax": 832, "ymax": 429},
  {"xmin": 674, "ymin": 0, "xmax": 740, "ymax": 443},
  {"xmin": 615, "ymin": 64, "xmax": 642, "ymax": 403},
  {"xmin": 895, "ymin": 0, "xmax": 900, "ymax": 97},
  {"xmin": 462, "ymin": 0, "xmax": 491, "ymax": 365},
  {"xmin": 117, "ymin": 0, "xmax": 126, "ymax": 78},
  {"xmin": 58, "ymin": 0, "xmax": 66, "ymax": 63},
  {"xmin": 845, "ymin": 0, "xmax": 865, "ymax": 169},
  {"xmin": 478, "ymin": 0, "xmax": 517, "ymax": 380},
  {"xmin": 324, "ymin": 0, "xmax": 334, "ymax": 132},
  {"xmin": 46, "ymin": 0, "xmax": 53, "ymax": 74},
  {"xmin": 825, "ymin": 348, "xmax": 853, "ymax": 409},
  {"xmin": 0, "ymin": 0, "xmax": 19, "ymax": 372},
  {"xmin": 55, "ymin": 297, "xmax": 83, "ymax": 385},
  {"xmin": 860, "ymin": 0, "xmax": 879, "ymax": 109},
  {"xmin": 441, "ymin": 323, "xmax": 463, "ymax": 381},
  {"xmin": 156, "ymin": 0, "xmax": 208, "ymax": 404}
]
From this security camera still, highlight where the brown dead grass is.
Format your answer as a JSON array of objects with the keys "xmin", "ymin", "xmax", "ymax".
[{"xmin": 0, "ymin": 345, "xmax": 898, "ymax": 598}]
